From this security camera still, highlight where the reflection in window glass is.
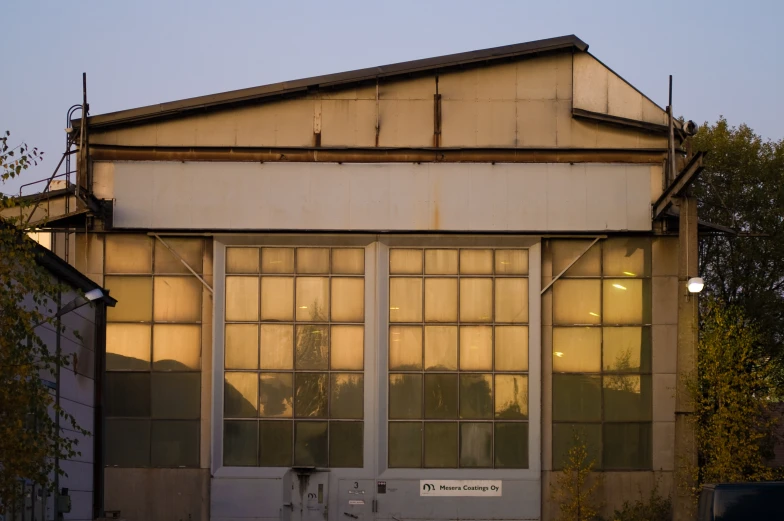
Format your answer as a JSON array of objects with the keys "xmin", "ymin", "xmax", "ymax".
[
  {"xmin": 495, "ymin": 423, "xmax": 528, "ymax": 468},
  {"xmin": 226, "ymin": 247, "xmax": 260, "ymax": 274},
  {"xmin": 154, "ymin": 238, "xmax": 203, "ymax": 274},
  {"xmin": 389, "ymin": 422, "xmax": 422, "ymax": 468},
  {"xmin": 424, "ymin": 422, "xmax": 458, "ymax": 468},
  {"xmin": 259, "ymin": 373, "xmax": 293, "ymax": 417},
  {"xmin": 603, "ymin": 375, "xmax": 652, "ymax": 422},
  {"xmin": 154, "ymin": 277, "xmax": 202, "ymax": 322},
  {"xmin": 225, "ymin": 276, "xmax": 259, "ymax": 322},
  {"xmin": 495, "ymin": 326, "xmax": 528, "ymax": 371},
  {"xmin": 295, "ymin": 325, "xmax": 328, "ymax": 370},
  {"xmin": 459, "ymin": 278, "xmax": 492, "ymax": 322},
  {"xmin": 425, "ymin": 249, "xmax": 458, "ymax": 275},
  {"xmin": 151, "ymin": 420, "xmax": 199, "ymax": 467},
  {"xmin": 331, "ymin": 278, "xmax": 364, "ymax": 322},
  {"xmin": 553, "ymin": 374, "xmax": 601, "ymax": 422},
  {"xmin": 425, "ymin": 374, "xmax": 458, "ymax": 419},
  {"xmin": 105, "ymin": 276, "xmax": 153, "ymax": 322},
  {"xmin": 389, "ymin": 249, "xmax": 423, "ymax": 275},
  {"xmin": 603, "ymin": 423, "xmax": 652, "ymax": 469},
  {"xmin": 106, "ymin": 373, "xmax": 151, "ymax": 417},
  {"xmin": 603, "ymin": 327, "xmax": 650, "ymax": 373},
  {"xmin": 424, "ymin": 278, "xmax": 458, "ymax": 322},
  {"xmin": 106, "ymin": 419, "xmax": 151, "ymax": 467},
  {"xmin": 294, "ymin": 421, "xmax": 328, "ymax": 467},
  {"xmin": 552, "ymin": 423, "xmax": 601, "ymax": 470},
  {"xmin": 295, "ymin": 278, "xmax": 329, "ymax": 322},
  {"xmin": 459, "ymin": 326, "xmax": 492, "ymax": 370},
  {"xmin": 294, "ymin": 373, "xmax": 328, "ymax": 418},
  {"xmin": 260, "ymin": 324, "xmax": 293, "ymax": 370},
  {"xmin": 552, "ymin": 240, "xmax": 601, "ymax": 276},
  {"xmin": 495, "ymin": 278, "xmax": 528, "ymax": 323},
  {"xmin": 389, "ymin": 278, "xmax": 423, "ymax": 323},
  {"xmin": 330, "ymin": 422, "xmax": 363, "ymax": 467},
  {"xmin": 389, "ymin": 326, "xmax": 422, "ymax": 370},
  {"xmin": 260, "ymin": 277, "xmax": 294, "ymax": 321},
  {"xmin": 330, "ymin": 373, "xmax": 363, "ymax": 419},
  {"xmin": 553, "ymin": 280, "xmax": 601, "ymax": 325},
  {"xmin": 106, "ymin": 324, "xmax": 151, "ymax": 371},
  {"xmin": 332, "ymin": 249, "xmax": 365, "ymax": 275},
  {"xmin": 460, "ymin": 250, "xmax": 493, "ymax": 275},
  {"xmin": 297, "ymin": 248, "xmax": 330, "ymax": 274},
  {"xmin": 330, "ymin": 325, "xmax": 364, "ymax": 370},
  {"xmin": 495, "ymin": 250, "xmax": 529, "ymax": 275},
  {"xmin": 552, "ymin": 327, "xmax": 601, "ymax": 373},
  {"xmin": 460, "ymin": 423, "xmax": 492, "ymax": 467},
  {"xmin": 225, "ymin": 372, "xmax": 258, "ymax": 418},
  {"xmin": 424, "ymin": 326, "xmax": 457, "ymax": 371},
  {"xmin": 495, "ymin": 375, "xmax": 528, "ymax": 419},
  {"xmin": 153, "ymin": 325, "xmax": 201, "ymax": 370},
  {"xmin": 259, "ymin": 421, "xmax": 292, "ymax": 466},
  {"xmin": 389, "ymin": 374, "xmax": 423, "ymax": 419},
  {"xmin": 261, "ymin": 247, "xmax": 294, "ymax": 274},
  {"xmin": 602, "ymin": 238, "xmax": 650, "ymax": 277},
  {"xmin": 224, "ymin": 421, "xmax": 257, "ymax": 466},
  {"xmin": 603, "ymin": 279, "xmax": 649, "ymax": 325},
  {"xmin": 105, "ymin": 235, "xmax": 153, "ymax": 274},
  {"xmin": 459, "ymin": 374, "xmax": 492, "ymax": 419}
]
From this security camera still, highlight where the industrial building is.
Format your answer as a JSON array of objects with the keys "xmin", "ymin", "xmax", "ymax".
[{"xmin": 19, "ymin": 35, "xmax": 703, "ymax": 521}]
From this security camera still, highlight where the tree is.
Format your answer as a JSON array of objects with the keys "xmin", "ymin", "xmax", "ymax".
[
  {"xmin": 551, "ymin": 429, "xmax": 602, "ymax": 521},
  {"xmin": 691, "ymin": 118, "xmax": 784, "ymax": 369},
  {"xmin": 0, "ymin": 131, "xmax": 86, "ymax": 511},
  {"xmin": 690, "ymin": 297, "xmax": 779, "ymax": 487}
]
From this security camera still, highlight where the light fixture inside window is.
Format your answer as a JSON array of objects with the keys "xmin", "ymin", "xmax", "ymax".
[{"xmin": 687, "ymin": 277, "xmax": 704, "ymax": 294}]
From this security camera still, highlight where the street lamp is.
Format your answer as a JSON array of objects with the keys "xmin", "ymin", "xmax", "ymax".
[{"xmin": 687, "ymin": 277, "xmax": 705, "ymax": 294}]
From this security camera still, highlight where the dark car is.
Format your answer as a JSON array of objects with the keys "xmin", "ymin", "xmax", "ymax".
[{"xmin": 697, "ymin": 482, "xmax": 784, "ymax": 520}]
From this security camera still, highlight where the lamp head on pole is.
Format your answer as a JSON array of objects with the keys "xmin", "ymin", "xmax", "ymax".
[{"xmin": 687, "ymin": 277, "xmax": 705, "ymax": 294}]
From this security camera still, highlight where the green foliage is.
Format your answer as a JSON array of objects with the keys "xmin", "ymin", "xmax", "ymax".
[
  {"xmin": 690, "ymin": 297, "xmax": 780, "ymax": 489},
  {"xmin": 551, "ymin": 428, "xmax": 603, "ymax": 521},
  {"xmin": 691, "ymin": 118, "xmax": 784, "ymax": 369},
  {"xmin": 0, "ymin": 132, "xmax": 86, "ymax": 511},
  {"xmin": 600, "ymin": 482, "xmax": 671, "ymax": 521}
]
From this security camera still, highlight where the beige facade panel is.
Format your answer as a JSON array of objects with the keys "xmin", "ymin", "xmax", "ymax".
[
  {"xmin": 107, "ymin": 161, "xmax": 654, "ymax": 232},
  {"xmin": 573, "ymin": 52, "xmax": 668, "ymax": 127},
  {"xmin": 518, "ymin": 100, "xmax": 558, "ymax": 147},
  {"xmin": 377, "ymin": 99, "xmax": 433, "ymax": 147}
]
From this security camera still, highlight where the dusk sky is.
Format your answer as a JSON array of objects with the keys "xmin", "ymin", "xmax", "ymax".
[{"xmin": 3, "ymin": 0, "xmax": 782, "ymax": 194}]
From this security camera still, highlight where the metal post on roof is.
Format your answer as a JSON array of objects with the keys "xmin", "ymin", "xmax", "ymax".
[{"xmin": 668, "ymin": 75, "xmax": 675, "ymax": 186}]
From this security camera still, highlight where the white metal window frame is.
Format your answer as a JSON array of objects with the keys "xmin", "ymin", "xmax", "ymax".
[{"xmin": 211, "ymin": 234, "xmax": 541, "ymax": 483}]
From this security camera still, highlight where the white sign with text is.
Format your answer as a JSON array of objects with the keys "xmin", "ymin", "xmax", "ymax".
[{"xmin": 419, "ymin": 480, "xmax": 502, "ymax": 497}]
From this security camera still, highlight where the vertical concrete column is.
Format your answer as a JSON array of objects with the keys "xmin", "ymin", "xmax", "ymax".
[{"xmin": 673, "ymin": 196, "xmax": 698, "ymax": 521}]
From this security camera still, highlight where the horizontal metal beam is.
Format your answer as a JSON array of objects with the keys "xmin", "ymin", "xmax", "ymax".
[
  {"xmin": 653, "ymin": 151, "xmax": 705, "ymax": 220},
  {"xmin": 90, "ymin": 145, "xmax": 668, "ymax": 164}
]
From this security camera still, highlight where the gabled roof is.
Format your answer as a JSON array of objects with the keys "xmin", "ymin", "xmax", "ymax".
[{"xmin": 81, "ymin": 35, "xmax": 588, "ymax": 130}]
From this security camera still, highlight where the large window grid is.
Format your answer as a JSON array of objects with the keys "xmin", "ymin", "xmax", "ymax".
[
  {"xmin": 104, "ymin": 235, "xmax": 205, "ymax": 468},
  {"xmin": 223, "ymin": 247, "xmax": 365, "ymax": 468},
  {"xmin": 388, "ymin": 248, "xmax": 530, "ymax": 469},
  {"xmin": 549, "ymin": 238, "xmax": 653, "ymax": 470}
]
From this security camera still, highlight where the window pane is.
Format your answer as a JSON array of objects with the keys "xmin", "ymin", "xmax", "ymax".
[
  {"xmin": 495, "ymin": 250, "xmax": 529, "ymax": 275},
  {"xmin": 297, "ymin": 248, "xmax": 330, "ymax": 274},
  {"xmin": 261, "ymin": 247, "xmax": 294, "ymax": 274},
  {"xmin": 388, "ymin": 422, "xmax": 422, "ymax": 468},
  {"xmin": 154, "ymin": 277, "xmax": 202, "ymax": 322},
  {"xmin": 153, "ymin": 325, "xmax": 201, "ymax": 370},
  {"xmin": 603, "ymin": 238, "xmax": 651, "ymax": 277},
  {"xmin": 225, "ymin": 276, "xmax": 259, "ymax": 322},
  {"xmin": 459, "ymin": 326, "xmax": 492, "ymax": 370},
  {"xmin": 389, "ymin": 326, "xmax": 422, "ymax": 370},
  {"xmin": 260, "ymin": 324, "xmax": 294, "ymax": 370},
  {"xmin": 154, "ymin": 238, "xmax": 203, "ymax": 274},
  {"xmin": 226, "ymin": 247, "xmax": 260, "ymax": 274},
  {"xmin": 259, "ymin": 421, "xmax": 293, "ymax": 466},
  {"xmin": 460, "ymin": 250, "xmax": 493, "ymax": 275},
  {"xmin": 332, "ymin": 248, "xmax": 364, "ymax": 274},
  {"xmin": 331, "ymin": 278, "xmax": 364, "ymax": 322},
  {"xmin": 389, "ymin": 374, "xmax": 423, "ymax": 419},
  {"xmin": 552, "ymin": 423, "xmax": 601, "ymax": 470},
  {"xmin": 459, "ymin": 278, "xmax": 492, "ymax": 322},
  {"xmin": 106, "ymin": 419, "xmax": 150, "ymax": 467},
  {"xmin": 495, "ymin": 278, "xmax": 528, "ymax": 323},
  {"xmin": 105, "ymin": 235, "xmax": 152, "ymax": 274},
  {"xmin": 261, "ymin": 277, "xmax": 294, "ymax": 321},
  {"xmin": 330, "ymin": 422, "xmax": 363, "ymax": 467},
  {"xmin": 460, "ymin": 423, "xmax": 492, "ymax": 468},
  {"xmin": 105, "ymin": 276, "xmax": 153, "ymax": 322},
  {"xmin": 296, "ymin": 277, "xmax": 329, "ymax": 321},
  {"xmin": 552, "ymin": 327, "xmax": 601, "ymax": 373},
  {"xmin": 331, "ymin": 325, "xmax": 364, "ymax": 370},
  {"xmin": 424, "ymin": 422, "xmax": 458, "ymax": 468},
  {"xmin": 603, "ymin": 423, "xmax": 652, "ymax": 469},
  {"xmin": 106, "ymin": 324, "xmax": 151, "ymax": 371},
  {"xmin": 424, "ymin": 326, "xmax": 457, "ymax": 371},
  {"xmin": 390, "ymin": 249, "xmax": 423, "ymax": 274},
  {"xmin": 151, "ymin": 420, "xmax": 199, "ymax": 467},
  {"xmin": 294, "ymin": 373, "xmax": 328, "ymax": 418},
  {"xmin": 603, "ymin": 279, "xmax": 650, "ymax": 325},
  {"xmin": 294, "ymin": 421, "xmax": 328, "ymax": 467},
  {"xmin": 106, "ymin": 373, "xmax": 150, "ymax": 417},
  {"xmin": 552, "ymin": 240, "xmax": 601, "ymax": 276},
  {"xmin": 225, "ymin": 372, "xmax": 258, "ymax": 418},
  {"xmin": 389, "ymin": 278, "xmax": 423, "ymax": 323},
  {"xmin": 259, "ymin": 373, "xmax": 293, "ymax": 418},
  {"xmin": 552, "ymin": 374, "xmax": 601, "ymax": 422},
  {"xmin": 330, "ymin": 374, "xmax": 363, "ymax": 419},
  {"xmin": 425, "ymin": 249, "xmax": 458, "ymax": 274},
  {"xmin": 459, "ymin": 374, "xmax": 492, "ymax": 419},
  {"xmin": 424, "ymin": 374, "xmax": 458, "ymax": 419},
  {"xmin": 603, "ymin": 375, "xmax": 652, "ymax": 422},
  {"xmin": 603, "ymin": 327, "xmax": 651, "ymax": 373},
  {"xmin": 553, "ymin": 280, "xmax": 601, "ymax": 325},
  {"xmin": 495, "ymin": 326, "xmax": 528, "ymax": 371},
  {"xmin": 295, "ymin": 325, "xmax": 328, "ymax": 370},
  {"xmin": 495, "ymin": 374, "xmax": 528, "ymax": 419},
  {"xmin": 225, "ymin": 324, "xmax": 258, "ymax": 370},
  {"xmin": 495, "ymin": 423, "xmax": 528, "ymax": 469},
  {"xmin": 152, "ymin": 373, "xmax": 200, "ymax": 419},
  {"xmin": 424, "ymin": 278, "xmax": 457, "ymax": 322},
  {"xmin": 224, "ymin": 420, "xmax": 257, "ymax": 466}
]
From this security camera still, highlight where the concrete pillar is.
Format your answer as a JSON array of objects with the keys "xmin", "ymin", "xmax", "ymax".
[{"xmin": 673, "ymin": 196, "xmax": 698, "ymax": 521}]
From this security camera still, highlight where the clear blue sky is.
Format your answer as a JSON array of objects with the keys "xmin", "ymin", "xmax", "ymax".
[{"xmin": 2, "ymin": 0, "xmax": 782, "ymax": 194}]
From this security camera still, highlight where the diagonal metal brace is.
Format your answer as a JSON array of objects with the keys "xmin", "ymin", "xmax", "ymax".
[
  {"xmin": 541, "ymin": 237, "xmax": 603, "ymax": 294},
  {"xmin": 653, "ymin": 151, "xmax": 705, "ymax": 220},
  {"xmin": 153, "ymin": 234, "xmax": 213, "ymax": 294}
]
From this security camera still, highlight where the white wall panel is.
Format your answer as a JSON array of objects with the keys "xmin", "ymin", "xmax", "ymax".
[{"xmin": 108, "ymin": 161, "xmax": 653, "ymax": 232}]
